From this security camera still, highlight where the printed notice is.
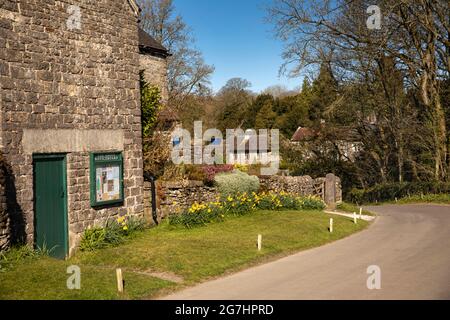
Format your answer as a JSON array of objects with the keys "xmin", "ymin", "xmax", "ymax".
[{"xmin": 96, "ymin": 165, "xmax": 120, "ymax": 202}]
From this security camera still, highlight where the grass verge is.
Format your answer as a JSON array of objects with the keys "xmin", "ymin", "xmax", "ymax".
[
  {"xmin": 337, "ymin": 202, "xmax": 375, "ymax": 216},
  {"xmin": 383, "ymin": 193, "xmax": 450, "ymax": 205},
  {"xmin": 0, "ymin": 210, "xmax": 369, "ymax": 300}
]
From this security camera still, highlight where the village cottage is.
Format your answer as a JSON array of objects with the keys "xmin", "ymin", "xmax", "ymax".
[{"xmin": 0, "ymin": 0, "xmax": 169, "ymax": 258}]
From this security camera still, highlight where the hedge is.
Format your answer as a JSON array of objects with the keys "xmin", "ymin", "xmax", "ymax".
[{"xmin": 347, "ymin": 181, "xmax": 450, "ymax": 204}]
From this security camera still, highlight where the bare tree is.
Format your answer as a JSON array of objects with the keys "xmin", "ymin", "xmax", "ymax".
[
  {"xmin": 139, "ymin": 0, "xmax": 215, "ymax": 106},
  {"xmin": 268, "ymin": 0, "xmax": 450, "ymax": 180}
]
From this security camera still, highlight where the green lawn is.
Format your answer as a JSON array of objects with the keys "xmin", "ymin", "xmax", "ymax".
[
  {"xmin": 383, "ymin": 193, "xmax": 450, "ymax": 205},
  {"xmin": 0, "ymin": 210, "xmax": 369, "ymax": 300},
  {"xmin": 337, "ymin": 202, "xmax": 375, "ymax": 216}
]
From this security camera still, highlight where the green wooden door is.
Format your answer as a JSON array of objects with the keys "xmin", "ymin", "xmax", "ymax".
[{"xmin": 34, "ymin": 155, "xmax": 68, "ymax": 259}]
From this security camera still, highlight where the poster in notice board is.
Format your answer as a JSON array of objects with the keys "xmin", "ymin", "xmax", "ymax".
[{"xmin": 95, "ymin": 164, "xmax": 121, "ymax": 202}]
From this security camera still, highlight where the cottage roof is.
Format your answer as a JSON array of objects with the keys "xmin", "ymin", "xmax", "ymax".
[
  {"xmin": 291, "ymin": 127, "xmax": 316, "ymax": 142},
  {"xmin": 138, "ymin": 27, "xmax": 170, "ymax": 58}
]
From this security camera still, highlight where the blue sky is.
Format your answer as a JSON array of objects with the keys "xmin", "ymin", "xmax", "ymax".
[{"xmin": 173, "ymin": 0, "xmax": 302, "ymax": 93}]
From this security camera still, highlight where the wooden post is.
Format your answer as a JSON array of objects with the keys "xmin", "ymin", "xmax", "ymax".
[
  {"xmin": 359, "ymin": 207, "xmax": 363, "ymax": 219},
  {"xmin": 329, "ymin": 218, "xmax": 333, "ymax": 233},
  {"xmin": 353, "ymin": 212, "xmax": 357, "ymax": 224},
  {"xmin": 116, "ymin": 268, "xmax": 124, "ymax": 293},
  {"xmin": 257, "ymin": 234, "xmax": 262, "ymax": 251}
]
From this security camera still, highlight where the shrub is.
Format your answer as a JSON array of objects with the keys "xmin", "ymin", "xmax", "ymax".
[
  {"xmin": 0, "ymin": 245, "xmax": 50, "ymax": 271},
  {"xmin": 222, "ymin": 193, "xmax": 257, "ymax": 215},
  {"xmin": 215, "ymin": 170, "xmax": 260, "ymax": 197},
  {"xmin": 79, "ymin": 215, "xmax": 146, "ymax": 251},
  {"xmin": 184, "ymin": 165, "xmax": 207, "ymax": 182},
  {"xmin": 79, "ymin": 227, "xmax": 107, "ymax": 251},
  {"xmin": 201, "ymin": 164, "xmax": 234, "ymax": 185},
  {"xmin": 169, "ymin": 202, "xmax": 224, "ymax": 228},
  {"xmin": 299, "ymin": 195, "xmax": 327, "ymax": 210},
  {"xmin": 169, "ymin": 191, "xmax": 326, "ymax": 228},
  {"xmin": 347, "ymin": 181, "xmax": 450, "ymax": 204}
]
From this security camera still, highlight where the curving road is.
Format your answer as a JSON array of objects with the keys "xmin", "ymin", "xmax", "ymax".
[{"xmin": 162, "ymin": 204, "xmax": 450, "ymax": 300}]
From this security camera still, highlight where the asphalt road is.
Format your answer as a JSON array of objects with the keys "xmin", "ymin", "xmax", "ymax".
[{"xmin": 162, "ymin": 204, "xmax": 450, "ymax": 300}]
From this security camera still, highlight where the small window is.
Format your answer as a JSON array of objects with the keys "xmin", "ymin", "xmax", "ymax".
[{"xmin": 173, "ymin": 137, "xmax": 181, "ymax": 146}]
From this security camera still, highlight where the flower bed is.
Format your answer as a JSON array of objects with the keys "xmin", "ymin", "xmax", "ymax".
[{"xmin": 169, "ymin": 191, "xmax": 326, "ymax": 228}]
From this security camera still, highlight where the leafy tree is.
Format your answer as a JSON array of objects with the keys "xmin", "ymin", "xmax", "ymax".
[
  {"xmin": 275, "ymin": 94, "xmax": 311, "ymax": 137},
  {"xmin": 255, "ymin": 99, "xmax": 278, "ymax": 129},
  {"xmin": 308, "ymin": 62, "xmax": 338, "ymax": 124},
  {"xmin": 244, "ymin": 94, "xmax": 275, "ymax": 128},
  {"xmin": 216, "ymin": 78, "xmax": 253, "ymax": 131}
]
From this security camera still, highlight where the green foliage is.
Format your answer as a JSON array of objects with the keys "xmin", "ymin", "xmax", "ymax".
[
  {"xmin": 215, "ymin": 170, "xmax": 260, "ymax": 197},
  {"xmin": 169, "ymin": 202, "xmax": 225, "ymax": 228},
  {"xmin": 79, "ymin": 227, "xmax": 107, "ymax": 251},
  {"xmin": 0, "ymin": 210, "xmax": 367, "ymax": 300},
  {"xmin": 309, "ymin": 63, "xmax": 338, "ymax": 123},
  {"xmin": 237, "ymin": 91, "xmax": 312, "ymax": 138},
  {"xmin": 140, "ymin": 71, "xmax": 162, "ymax": 138},
  {"xmin": 184, "ymin": 164, "xmax": 207, "ymax": 182},
  {"xmin": 0, "ymin": 245, "xmax": 50, "ymax": 271},
  {"xmin": 300, "ymin": 196, "xmax": 327, "ymax": 210},
  {"xmin": 169, "ymin": 192, "xmax": 326, "ymax": 228},
  {"xmin": 337, "ymin": 202, "xmax": 374, "ymax": 216},
  {"xmin": 348, "ymin": 182, "xmax": 450, "ymax": 204},
  {"xmin": 396, "ymin": 193, "xmax": 450, "ymax": 204},
  {"xmin": 79, "ymin": 215, "xmax": 146, "ymax": 251},
  {"xmin": 255, "ymin": 99, "xmax": 277, "ymax": 129}
]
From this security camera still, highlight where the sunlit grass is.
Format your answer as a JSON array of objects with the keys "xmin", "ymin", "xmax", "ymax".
[{"xmin": 0, "ymin": 210, "xmax": 369, "ymax": 300}]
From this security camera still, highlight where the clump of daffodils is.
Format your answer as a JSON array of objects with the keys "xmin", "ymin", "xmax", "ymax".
[
  {"xmin": 169, "ymin": 191, "xmax": 326, "ymax": 228},
  {"xmin": 117, "ymin": 215, "xmax": 128, "ymax": 231}
]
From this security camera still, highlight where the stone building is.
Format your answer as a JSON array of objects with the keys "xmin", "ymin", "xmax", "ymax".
[
  {"xmin": 138, "ymin": 26, "xmax": 170, "ymax": 103},
  {"xmin": 0, "ymin": 0, "xmax": 169, "ymax": 258}
]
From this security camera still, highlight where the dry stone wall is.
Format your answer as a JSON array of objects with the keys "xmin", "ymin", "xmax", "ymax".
[
  {"xmin": 0, "ymin": 155, "xmax": 9, "ymax": 251},
  {"xmin": 144, "ymin": 174, "xmax": 342, "ymax": 220}
]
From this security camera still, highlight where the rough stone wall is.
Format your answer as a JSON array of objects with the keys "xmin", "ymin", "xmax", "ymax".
[
  {"xmin": 0, "ymin": 155, "xmax": 9, "ymax": 251},
  {"xmin": 259, "ymin": 175, "xmax": 315, "ymax": 195},
  {"xmin": 259, "ymin": 175, "xmax": 342, "ymax": 206},
  {"xmin": 144, "ymin": 174, "xmax": 342, "ymax": 219},
  {"xmin": 139, "ymin": 54, "xmax": 169, "ymax": 104},
  {"xmin": 0, "ymin": 0, "xmax": 143, "ymax": 255},
  {"xmin": 144, "ymin": 180, "xmax": 218, "ymax": 219}
]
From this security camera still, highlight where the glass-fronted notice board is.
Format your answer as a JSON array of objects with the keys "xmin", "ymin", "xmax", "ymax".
[{"xmin": 90, "ymin": 152, "xmax": 124, "ymax": 207}]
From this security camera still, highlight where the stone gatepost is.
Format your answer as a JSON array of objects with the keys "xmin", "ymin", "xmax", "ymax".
[{"xmin": 324, "ymin": 173, "xmax": 338, "ymax": 210}]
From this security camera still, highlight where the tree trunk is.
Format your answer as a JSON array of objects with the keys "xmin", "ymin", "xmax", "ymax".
[
  {"xmin": 398, "ymin": 136, "xmax": 404, "ymax": 183},
  {"xmin": 421, "ymin": 53, "xmax": 447, "ymax": 181}
]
